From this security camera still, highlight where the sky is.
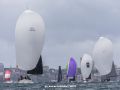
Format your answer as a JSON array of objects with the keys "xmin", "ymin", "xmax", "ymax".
[{"xmin": 0, "ymin": 0, "xmax": 120, "ymax": 69}]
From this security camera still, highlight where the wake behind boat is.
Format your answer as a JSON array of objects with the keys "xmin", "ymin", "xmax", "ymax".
[{"xmin": 18, "ymin": 79, "xmax": 33, "ymax": 83}]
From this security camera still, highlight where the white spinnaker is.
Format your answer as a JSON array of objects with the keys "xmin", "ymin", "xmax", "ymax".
[
  {"xmin": 93, "ymin": 37, "xmax": 113, "ymax": 76},
  {"xmin": 15, "ymin": 10, "xmax": 45, "ymax": 71},
  {"xmin": 81, "ymin": 54, "xmax": 93, "ymax": 80}
]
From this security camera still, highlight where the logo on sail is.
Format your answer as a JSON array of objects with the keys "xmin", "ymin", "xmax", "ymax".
[{"xmin": 29, "ymin": 27, "xmax": 36, "ymax": 31}]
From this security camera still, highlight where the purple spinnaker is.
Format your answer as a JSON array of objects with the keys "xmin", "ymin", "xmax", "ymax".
[{"xmin": 67, "ymin": 57, "xmax": 77, "ymax": 77}]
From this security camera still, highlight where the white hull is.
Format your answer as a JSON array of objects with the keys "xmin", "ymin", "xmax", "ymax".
[
  {"xmin": 4, "ymin": 80, "xmax": 13, "ymax": 83},
  {"xmin": 18, "ymin": 79, "xmax": 34, "ymax": 83}
]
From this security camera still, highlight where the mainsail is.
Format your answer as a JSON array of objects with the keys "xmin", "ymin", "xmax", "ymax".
[{"xmin": 27, "ymin": 56, "xmax": 43, "ymax": 74}]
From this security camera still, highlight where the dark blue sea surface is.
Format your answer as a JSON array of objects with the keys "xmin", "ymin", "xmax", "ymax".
[{"xmin": 0, "ymin": 82, "xmax": 120, "ymax": 90}]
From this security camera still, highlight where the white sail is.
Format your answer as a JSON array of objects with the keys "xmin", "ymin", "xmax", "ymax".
[
  {"xmin": 81, "ymin": 54, "xmax": 93, "ymax": 81},
  {"xmin": 15, "ymin": 10, "xmax": 45, "ymax": 71},
  {"xmin": 93, "ymin": 37, "xmax": 113, "ymax": 76}
]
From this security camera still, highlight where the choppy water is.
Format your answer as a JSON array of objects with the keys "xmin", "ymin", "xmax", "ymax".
[{"xmin": 1, "ymin": 82, "xmax": 120, "ymax": 90}]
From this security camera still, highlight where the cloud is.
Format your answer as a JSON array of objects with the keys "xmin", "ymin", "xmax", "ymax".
[
  {"xmin": 0, "ymin": 0, "xmax": 120, "ymax": 69},
  {"xmin": 0, "ymin": 39, "xmax": 15, "ymax": 68}
]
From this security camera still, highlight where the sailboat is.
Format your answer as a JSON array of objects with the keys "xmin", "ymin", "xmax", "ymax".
[
  {"xmin": 93, "ymin": 37, "xmax": 114, "ymax": 82},
  {"xmin": 4, "ymin": 70, "xmax": 13, "ymax": 83},
  {"xmin": 81, "ymin": 54, "xmax": 93, "ymax": 82},
  {"xmin": 15, "ymin": 10, "xmax": 45, "ymax": 83},
  {"xmin": 67, "ymin": 57, "xmax": 77, "ymax": 82}
]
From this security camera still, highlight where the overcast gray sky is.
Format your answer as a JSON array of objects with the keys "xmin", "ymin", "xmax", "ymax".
[{"xmin": 0, "ymin": 0, "xmax": 120, "ymax": 69}]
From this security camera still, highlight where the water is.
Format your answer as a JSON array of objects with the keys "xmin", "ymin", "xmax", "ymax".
[{"xmin": 1, "ymin": 82, "xmax": 120, "ymax": 90}]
